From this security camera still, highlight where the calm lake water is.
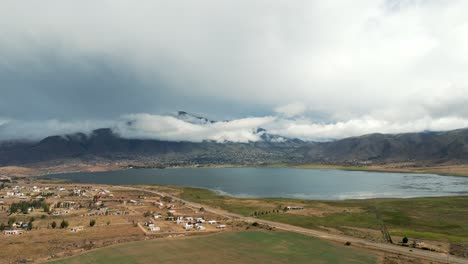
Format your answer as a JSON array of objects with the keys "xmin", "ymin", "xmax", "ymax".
[{"xmin": 44, "ymin": 168, "xmax": 468, "ymax": 200}]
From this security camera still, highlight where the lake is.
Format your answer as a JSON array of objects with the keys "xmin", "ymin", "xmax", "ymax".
[{"xmin": 44, "ymin": 168, "xmax": 468, "ymax": 200}]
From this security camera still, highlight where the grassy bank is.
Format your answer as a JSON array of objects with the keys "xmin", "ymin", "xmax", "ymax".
[
  {"xmin": 48, "ymin": 231, "xmax": 377, "ymax": 264},
  {"xmin": 267, "ymin": 163, "xmax": 468, "ymax": 177},
  {"xmin": 178, "ymin": 187, "xmax": 468, "ymax": 243}
]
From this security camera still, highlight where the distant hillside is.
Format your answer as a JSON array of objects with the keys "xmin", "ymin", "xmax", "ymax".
[
  {"xmin": 1, "ymin": 127, "xmax": 468, "ymax": 167},
  {"xmin": 299, "ymin": 128, "xmax": 468, "ymax": 164},
  {"xmin": 0, "ymin": 128, "xmax": 306, "ymax": 166}
]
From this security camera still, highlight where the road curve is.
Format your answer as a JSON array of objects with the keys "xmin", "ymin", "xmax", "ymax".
[{"xmin": 125, "ymin": 186, "xmax": 467, "ymax": 264}]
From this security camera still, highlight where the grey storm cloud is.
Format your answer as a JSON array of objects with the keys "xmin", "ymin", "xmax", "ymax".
[{"xmin": 1, "ymin": 0, "xmax": 468, "ymax": 142}]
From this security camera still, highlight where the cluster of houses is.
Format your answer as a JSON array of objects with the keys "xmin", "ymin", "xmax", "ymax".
[
  {"xmin": 0, "ymin": 176, "xmax": 12, "ymax": 183},
  {"xmin": 0, "ymin": 185, "xmax": 75, "ymax": 200},
  {"xmin": 3, "ymin": 221, "xmax": 32, "ymax": 235},
  {"xmin": 173, "ymin": 216, "xmax": 220, "ymax": 231}
]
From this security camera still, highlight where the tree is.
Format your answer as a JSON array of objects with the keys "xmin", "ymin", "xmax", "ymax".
[
  {"xmin": 60, "ymin": 219, "xmax": 69, "ymax": 229},
  {"xmin": 402, "ymin": 236, "xmax": 409, "ymax": 244},
  {"xmin": 43, "ymin": 203, "xmax": 50, "ymax": 213},
  {"xmin": 27, "ymin": 221, "xmax": 33, "ymax": 230},
  {"xmin": 106, "ymin": 221, "xmax": 111, "ymax": 226},
  {"xmin": 8, "ymin": 217, "xmax": 16, "ymax": 227},
  {"xmin": 0, "ymin": 223, "xmax": 5, "ymax": 231},
  {"xmin": 89, "ymin": 219, "xmax": 96, "ymax": 227},
  {"xmin": 143, "ymin": 211, "xmax": 151, "ymax": 217},
  {"xmin": 51, "ymin": 221, "xmax": 57, "ymax": 229}
]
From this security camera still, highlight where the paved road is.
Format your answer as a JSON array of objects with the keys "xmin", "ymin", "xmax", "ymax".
[{"xmin": 125, "ymin": 186, "xmax": 467, "ymax": 264}]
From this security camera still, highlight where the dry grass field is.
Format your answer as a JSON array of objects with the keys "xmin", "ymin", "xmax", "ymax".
[{"xmin": 47, "ymin": 231, "xmax": 378, "ymax": 264}]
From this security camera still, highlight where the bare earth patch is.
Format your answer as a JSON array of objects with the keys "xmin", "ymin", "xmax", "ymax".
[{"xmin": 286, "ymin": 203, "xmax": 363, "ymax": 217}]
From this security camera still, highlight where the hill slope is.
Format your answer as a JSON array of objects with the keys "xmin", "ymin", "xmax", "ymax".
[
  {"xmin": 300, "ymin": 128, "xmax": 468, "ymax": 164},
  {"xmin": 1, "ymin": 128, "xmax": 468, "ymax": 167}
]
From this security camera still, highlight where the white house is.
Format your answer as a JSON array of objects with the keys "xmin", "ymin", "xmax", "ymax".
[
  {"xmin": 196, "ymin": 225, "xmax": 206, "ymax": 231},
  {"xmin": 184, "ymin": 223, "xmax": 193, "ymax": 230},
  {"xmin": 148, "ymin": 226, "xmax": 160, "ymax": 232},
  {"xmin": 286, "ymin": 206, "xmax": 304, "ymax": 210},
  {"xmin": 216, "ymin": 225, "xmax": 226, "ymax": 229},
  {"xmin": 70, "ymin": 226, "xmax": 84, "ymax": 233},
  {"xmin": 153, "ymin": 214, "xmax": 163, "ymax": 219},
  {"xmin": 4, "ymin": 230, "xmax": 24, "ymax": 236},
  {"xmin": 207, "ymin": 220, "xmax": 217, "ymax": 225},
  {"xmin": 196, "ymin": 218, "xmax": 205, "ymax": 223}
]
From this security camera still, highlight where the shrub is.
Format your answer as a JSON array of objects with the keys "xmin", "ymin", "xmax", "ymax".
[
  {"xmin": 60, "ymin": 219, "xmax": 69, "ymax": 229},
  {"xmin": 344, "ymin": 241, "xmax": 351, "ymax": 246},
  {"xmin": 89, "ymin": 219, "xmax": 96, "ymax": 227},
  {"xmin": 402, "ymin": 236, "xmax": 409, "ymax": 244},
  {"xmin": 51, "ymin": 221, "xmax": 57, "ymax": 229}
]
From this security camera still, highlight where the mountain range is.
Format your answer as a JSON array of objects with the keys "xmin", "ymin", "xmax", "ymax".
[{"xmin": 1, "ymin": 112, "xmax": 468, "ymax": 167}]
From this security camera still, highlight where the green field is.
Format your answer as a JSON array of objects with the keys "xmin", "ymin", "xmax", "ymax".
[
  {"xmin": 178, "ymin": 187, "xmax": 468, "ymax": 243},
  {"xmin": 48, "ymin": 231, "xmax": 376, "ymax": 264}
]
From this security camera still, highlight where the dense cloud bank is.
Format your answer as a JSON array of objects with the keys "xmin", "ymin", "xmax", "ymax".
[
  {"xmin": 1, "ymin": 1, "xmax": 468, "ymax": 139},
  {"xmin": 2, "ymin": 112, "xmax": 468, "ymax": 142}
]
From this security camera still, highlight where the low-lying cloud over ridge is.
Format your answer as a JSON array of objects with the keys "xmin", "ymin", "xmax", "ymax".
[{"xmin": 2, "ymin": 110, "xmax": 468, "ymax": 143}]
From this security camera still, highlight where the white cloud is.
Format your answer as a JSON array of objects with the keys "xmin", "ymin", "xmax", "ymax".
[
  {"xmin": 115, "ymin": 114, "xmax": 275, "ymax": 143},
  {"xmin": 2, "ymin": 110, "xmax": 468, "ymax": 143}
]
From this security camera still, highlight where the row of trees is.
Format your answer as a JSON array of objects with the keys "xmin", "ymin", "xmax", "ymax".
[
  {"xmin": 50, "ymin": 220, "xmax": 69, "ymax": 229},
  {"xmin": 252, "ymin": 209, "xmax": 281, "ymax": 216},
  {"xmin": 49, "ymin": 219, "xmax": 104, "ymax": 229},
  {"xmin": 9, "ymin": 201, "xmax": 48, "ymax": 214}
]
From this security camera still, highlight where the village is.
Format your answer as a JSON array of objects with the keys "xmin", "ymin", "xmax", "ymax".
[{"xmin": 0, "ymin": 179, "xmax": 239, "ymax": 263}]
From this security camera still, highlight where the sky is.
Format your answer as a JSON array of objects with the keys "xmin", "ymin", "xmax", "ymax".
[{"xmin": 1, "ymin": 0, "xmax": 468, "ymax": 142}]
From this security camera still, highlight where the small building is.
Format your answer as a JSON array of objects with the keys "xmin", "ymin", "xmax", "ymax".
[
  {"xmin": 148, "ymin": 226, "xmax": 160, "ymax": 232},
  {"xmin": 207, "ymin": 220, "xmax": 217, "ymax": 225},
  {"xmin": 4, "ymin": 230, "xmax": 24, "ymax": 236},
  {"xmin": 70, "ymin": 226, "xmax": 84, "ymax": 232},
  {"xmin": 184, "ymin": 223, "xmax": 193, "ymax": 230},
  {"xmin": 216, "ymin": 225, "xmax": 226, "ymax": 229},
  {"xmin": 286, "ymin": 206, "xmax": 304, "ymax": 210},
  {"xmin": 196, "ymin": 225, "xmax": 206, "ymax": 231}
]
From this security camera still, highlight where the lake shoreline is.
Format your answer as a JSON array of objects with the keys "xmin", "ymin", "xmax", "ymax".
[{"xmin": 38, "ymin": 167, "xmax": 468, "ymax": 200}]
